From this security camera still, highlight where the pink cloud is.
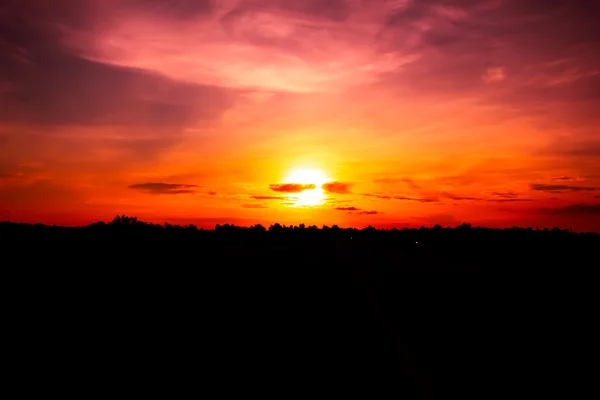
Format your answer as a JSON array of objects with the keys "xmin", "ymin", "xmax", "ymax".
[
  {"xmin": 59, "ymin": 1, "xmax": 420, "ymax": 93},
  {"xmin": 482, "ymin": 67, "xmax": 507, "ymax": 84}
]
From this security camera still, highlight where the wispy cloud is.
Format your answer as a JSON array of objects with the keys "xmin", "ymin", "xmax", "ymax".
[
  {"xmin": 251, "ymin": 195, "xmax": 286, "ymax": 200},
  {"xmin": 487, "ymin": 199, "xmax": 533, "ymax": 203},
  {"xmin": 490, "ymin": 191, "xmax": 518, "ymax": 199},
  {"xmin": 363, "ymin": 193, "xmax": 392, "ymax": 200},
  {"xmin": 530, "ymin": 184, "xmax": 597, "ymax": 193},
  {"xmin": 269, "ymin": 184, "xmax": 316, "ymax": 193},
  {"xmin": 374, "ymin": 178, "xmax": 421, "ymax": 190},
  {"xmin": 362, "ymin": 193, "xmax": 437, "ymax": 203},
  {"xmin": 394, "ymin": 196, "xmax": 438, "ymax": 203},
  {"xmin": 442, "ymin": 192, "xmax": 483, "ymax": 201},
  {"xmin": 335, "ymin": 206, "xmax": 381, "ymax": 215},
  {"xmin": 128, "ymin": 183, "xmax": 199, "ymax": 194}
]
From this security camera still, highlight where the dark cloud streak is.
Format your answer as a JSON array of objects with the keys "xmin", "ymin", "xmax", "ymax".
[
  {"xmin": 363, "ymin": 193, "xmax": 392, "ymax": 200},
  {"xmin": 128, "ymin": 183, "xmax": 199, "ymax": 194},
  {"xmin": 442, "ymin": 193, "xmax": 483, "ymax": 201},
  {"xmin": 530, "ymin": 184, "xmax": 597, "ymax": 193},
  {"xmin": 363, "ymin": 193, "xmax": 437, "ymax": 203},
  {"xmin": 487, "ymin": 199, "xmax": 533, "ymax": 203},
  {"xmin": 491, "ymin": 192, "xmax": 518, "ymax": 199},
  {"xmin": 394, "ymin": 196, "xmax": 438, "ymax": 203},
  {"xmin": 540, "ymin": 204, "xmax": 600, "ymax": 215},
  {"xmin": 270, "ymin": 184, "xmax": 316, "ymax": 193}
]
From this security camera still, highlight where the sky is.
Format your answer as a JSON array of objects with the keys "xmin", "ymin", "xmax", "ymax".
[{"xmin": 1, "ymin": 0, "xmax": 599, "ymax": 231}]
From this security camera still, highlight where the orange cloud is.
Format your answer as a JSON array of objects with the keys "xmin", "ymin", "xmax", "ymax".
[
  {"xmin": 322, "ymin": 181, "xmax": 353, "ymax": 194},
  {"xmin": 530, "ymin": 184, "xmax": 597, "ymax": 193},
  {"xmin": 362, "ymin": 194, "xmax": 392, "ymax": 200},
  {"xmin": 128, "ymin": 183, "xmax": 199, "ymax": 194},
  {"xmin": 270, "ymin": 184, "xmax": 316, "ymax": 193}
]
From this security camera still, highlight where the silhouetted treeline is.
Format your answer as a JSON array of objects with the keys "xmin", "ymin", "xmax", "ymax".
[
  {"xmin": 2, "ymin": 213, "xmax": 596, "ymax": 237},
  {"xmin": 2, "ymin": 215, "xmax": 598, "ymax": 269}
]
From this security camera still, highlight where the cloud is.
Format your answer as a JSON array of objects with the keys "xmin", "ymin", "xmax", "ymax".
[
  {"xmin": 362, "ymin": 193, "xmax": 437, "ymax": 202},
  {"xmin": 0, "ymin": 0, "xmax": 236, "ymax": 171},
  {"xmin": 242, "ymin": 204, "xmax": 268, "ymax": 209},
  {"xmin": 553, "ymin": 176, "xmax": 574, "ymax": 181},
  {"xmin": 442, "ymin": 193, "xmax": 483, "ymax": 201},
  {"xmin": 127, "ymin": 0, "xmax": 216, "ymax": 19},
  {"xmin": 0, "ymin": 5, "xmax": 233, "ymax": 128},
  {"xmin": 335, "ymin": 206, "xmax": 381, "ymax": 215},
  {"xmin": 225, "ymin": 0, "xmax": 351, "ymax": 23},
  {"xmin": 540, "ymin": 204, "xmax": 600, "ymax": 215},
  {"xmin": 374, "ymin": 178, "xmax": 421, "ymax": 190},
  {"xmin": 324, "ymin": 198, "xmax": 352, "ymax": 205},
  {"xmin": 394, "ymin": 196, "xmax": 438, "ymax": 203},
  {"xmin": 128, "ymin": 183, "xmax": 199, "ymax": 194},
  {"xmin": 530, "ymin": 184, "xmax": 597, "ymax": 193},
  {"xmin": 595, "ymin": 195, "xmax": 600, "ymax": 199},
  {"xmin": 250, "ymin": 195, "xmax": 286, "ymax": 200},
  {"xmin": 322, "ymin": 181, "xmax": 352, "ymax": 194},
  {"xmin": 53, "ymin": 0, "xmax": 389, "ymax": 92},
  {"xmin": 487, "ymin": 199, "xmax": 533, "ymax": 203},
  {"xmin": 490, "ymin": 192, "xmax": 518, "ymax": 199},
  {"xmin": 377, "ymin": 0, "xmax": 600, "ymax": 128},
  {"xmin": 482, "ymin": 67, "xmax": 507, "ymax": 84},
  {"xmin": 0, "ymin": 55, "xmax": 229, "ymax": 127},
  {"xmin": 363, "ymin": 193, "xmax": 392, "ymax": 200},
  {"xmin": 402, "ymin": 179, "xmax": 421, "ymax": 190},
  {"xmin": 269, "ymin": 183, "xmax": 316, "ymax": 193}
]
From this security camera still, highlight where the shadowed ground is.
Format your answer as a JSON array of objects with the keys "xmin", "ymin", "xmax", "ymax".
[{"xmin": 2, "ymin": 218, "xmax": 597, "ymax": 398}]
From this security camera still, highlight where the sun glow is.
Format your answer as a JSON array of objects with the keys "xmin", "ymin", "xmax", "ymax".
[{"xmin": 284, "ymin": 168, "xmax": 329, "ymax": 207}]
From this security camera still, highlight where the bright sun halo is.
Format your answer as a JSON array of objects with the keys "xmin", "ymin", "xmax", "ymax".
[{"xmin": 284, "ymin": 168, "xmax": 329, "ymax": 207}]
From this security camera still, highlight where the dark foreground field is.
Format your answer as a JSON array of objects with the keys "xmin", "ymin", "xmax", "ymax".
[{"xmin": 2, "ymin": 217, "xmax": 597, "ymax": 398}]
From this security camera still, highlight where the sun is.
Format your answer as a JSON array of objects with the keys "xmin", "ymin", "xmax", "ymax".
[{"xmin": 284, "ymin": 168, "xmax": 329, "ymax": 207}]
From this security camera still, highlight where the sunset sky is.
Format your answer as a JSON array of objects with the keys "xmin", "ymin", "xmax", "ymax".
[{"xmin": 1, "ymin": 0, "xmax": 599, "ymax": 231}]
